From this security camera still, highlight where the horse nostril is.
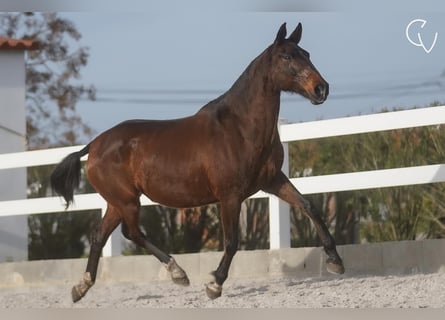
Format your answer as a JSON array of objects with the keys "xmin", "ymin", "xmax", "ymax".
[
  {"xmin": 314, "ymin": 83, "xmax": 328, "ymax": 100},
  {"xmin": 314, "ymin": 84, "xmax": 324, "ymax": 97}
]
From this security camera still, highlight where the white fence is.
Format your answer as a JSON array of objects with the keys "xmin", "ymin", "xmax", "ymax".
[{"xmin": 1, "ymin": 106, "xmax": 445, "ymax": 257}]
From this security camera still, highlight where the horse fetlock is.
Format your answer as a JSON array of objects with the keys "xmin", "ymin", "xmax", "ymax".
[
  {"xmin": 71, "ymin": 272, "xmax": 94, "ymax": 303},
  {"xmin": 165, "ymin": 258, "xmax": 190, "ymax": 286},
  {"xmin": 206, "ymin": 281, "xmax": 222, "ymax": 300}
]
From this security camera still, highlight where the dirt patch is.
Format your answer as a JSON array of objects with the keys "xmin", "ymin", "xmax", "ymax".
[{"xmin": 1, "ymin": 272, "xmax": 444, "ymax": 308}]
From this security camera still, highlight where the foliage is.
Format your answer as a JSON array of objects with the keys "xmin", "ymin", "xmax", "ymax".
[
  {"xmin": 289, "ymin": 104, "xmax": 445, "ymax": 245},
  {"xmin": 123, "ymin": 204, "xmax": 221, "ymax": 255},
  {"xmin": 28, "ymin": 209, "xmax": 101, "ymax": 260},
  {"xmin": 239, "ymin": 198, "xmax": 269, "ymax": 250},
  {"xmin": 123, "ymin": 198, "xmax": 270, "ymax": 255},
  {"xmin": 27, "ymin": 164, "xmax": 100, "ymax": 260},
  {"xmin": 0, "ymin": 12, "xmax": 95, "ymax": 148}
]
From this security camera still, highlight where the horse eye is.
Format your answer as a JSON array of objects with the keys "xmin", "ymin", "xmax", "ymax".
[{"xmin": 281, "ymin": 54, "xmax": 291, "ymax": 61}]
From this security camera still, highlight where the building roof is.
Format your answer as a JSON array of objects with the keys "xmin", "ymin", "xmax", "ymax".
[{"xmin": 0, "ymin": 37, "xmax": 40, "ymax": 51}]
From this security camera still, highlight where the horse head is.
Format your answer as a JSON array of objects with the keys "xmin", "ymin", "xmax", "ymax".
[{"xmin": 269, "ymin": 22, "xmax": 329, "ymax": 105}]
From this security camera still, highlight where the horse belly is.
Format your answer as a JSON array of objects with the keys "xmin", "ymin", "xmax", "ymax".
[
  {"xmin": 142, "ymin": 182, "xmax": 217, "ymax": 208},
  {"xmin": 137, "ymin": 167, "xmax": 217, "ymax": 209}
]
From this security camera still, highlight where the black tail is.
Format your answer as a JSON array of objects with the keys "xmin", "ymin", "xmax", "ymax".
[{"xmin": 50, "ymin": 144, "xmax": 90, "ymax": 208}]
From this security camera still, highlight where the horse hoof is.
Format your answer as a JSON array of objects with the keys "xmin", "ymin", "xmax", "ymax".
[
  {"xmin": 326, "ymin": 259, "xmax": 345, "ymax": 275},
  {"xmin": 172, "ymin": 274, "xmax": 190, "ymax": 286},
  {"xmin": 206, "ymin": 282, "xmax": 222, "ymax": 300},
  {"xmin": 71, "ymin": 285, "xmax": 83, "ymax": 303},
  {"xmin": 166, "ymin": 258, "xmax": 190, "ymax": 286},
  {"xmin": 71, "ymin": 272, "xmax": 93, "ymax": 303}
]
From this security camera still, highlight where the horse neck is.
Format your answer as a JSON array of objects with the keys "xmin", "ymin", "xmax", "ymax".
[{"xmin": 224, "ymin": 49, "xmax": 281, "ymax": 141}]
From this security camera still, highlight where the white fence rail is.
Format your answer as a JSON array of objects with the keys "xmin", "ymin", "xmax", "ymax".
[{"xmin": 1, "ymin": 106, "xmax": 445, "ymax": 256}]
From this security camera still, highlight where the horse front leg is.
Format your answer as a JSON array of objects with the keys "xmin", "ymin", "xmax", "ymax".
[
  {"xmin": 72, "ymin": 205, "xmax": 121, "ymax": 303},
  {"xmin": 264, "ymin": 171, "xmax": 345, "ymax": 274},
  {"xmin": 206, "ymin": 198, "xmax": 241, "ymax": 299}
]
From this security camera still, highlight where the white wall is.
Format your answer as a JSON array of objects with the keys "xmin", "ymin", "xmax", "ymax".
[{"xmin": 0, "ymin": 51, "xmax": 27, "ymax": 262}]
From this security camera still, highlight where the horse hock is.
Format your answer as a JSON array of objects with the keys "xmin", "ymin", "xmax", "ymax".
[
  {"xmin": 165, "ymin": 258, "xmax": 190, "ymax": 286},
  {"xmin": 71, "ymin": 272, "xmax": 94, "ymax": 303}
]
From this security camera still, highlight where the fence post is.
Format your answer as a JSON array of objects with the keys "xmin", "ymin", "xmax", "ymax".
[
  {"xmin": 268, "ymin": 120, "xmax": 291, "ymax": 249},
  {"xmin": 100, "ymin": 205, "xmax": 122, "ymax": 257}
]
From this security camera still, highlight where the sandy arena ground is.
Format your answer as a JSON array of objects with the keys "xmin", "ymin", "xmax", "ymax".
[{"xmin": 1, "ymin": 272, "xmax": 445, "ymax": 308}]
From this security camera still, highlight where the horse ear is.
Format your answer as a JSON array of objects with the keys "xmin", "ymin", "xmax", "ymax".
[
  {"xmin": 288, "ymin": 23, "xmax": 302, "ymax": 44},
  {"xmin": 274, "ymin": 23, "xmax": 287, "ymax": 45}
]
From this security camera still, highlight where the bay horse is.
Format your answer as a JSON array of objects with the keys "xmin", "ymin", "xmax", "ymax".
[{"xmin": 50, "ymin": 22, "xmax": 344, "ymax": 303}]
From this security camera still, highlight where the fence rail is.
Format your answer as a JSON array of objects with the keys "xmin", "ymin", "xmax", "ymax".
[{"xmin": 1, "ymin": 105, "xmax": 445, "ymax": 256}]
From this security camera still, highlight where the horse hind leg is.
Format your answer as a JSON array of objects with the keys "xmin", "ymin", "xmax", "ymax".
[
  {"xmin": 72, "ymin": 205, "xmax": 121, "ymax": 303},
  {"xmin": 121, "ymin": 205, "xmax": 190, "ymax": 286}
]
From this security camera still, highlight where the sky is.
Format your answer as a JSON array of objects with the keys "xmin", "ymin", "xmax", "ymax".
[{"xmin": 58, "ymin": 1, "xmax": 445, "ymax": 136}]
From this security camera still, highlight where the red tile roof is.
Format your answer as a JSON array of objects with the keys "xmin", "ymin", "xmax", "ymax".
[{"xmin": 0, "ymin": 37, "xmax": 40, "ymax": 51}]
